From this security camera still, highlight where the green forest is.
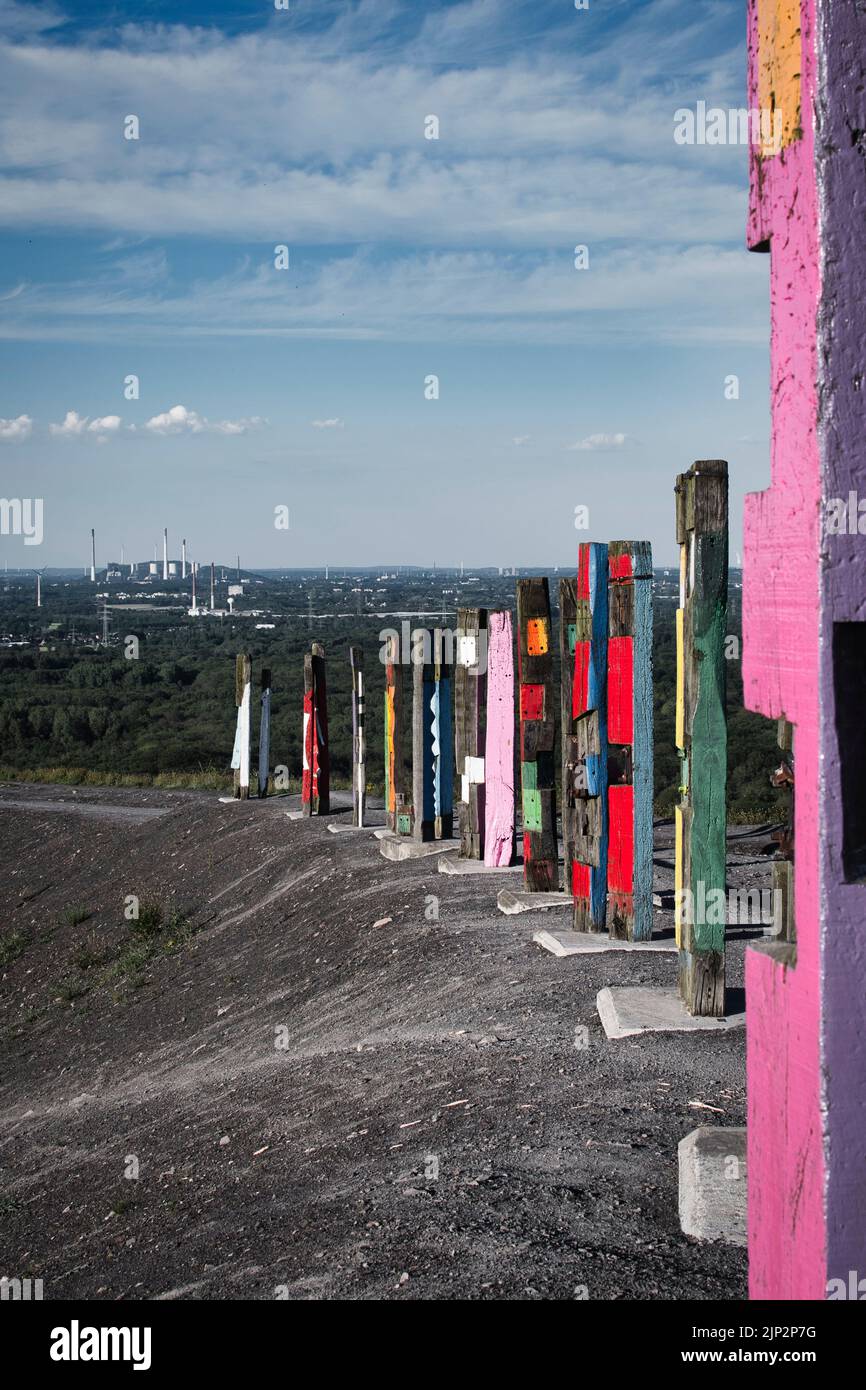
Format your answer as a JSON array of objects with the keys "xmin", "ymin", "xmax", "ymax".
[{"xmin": 0, "ymin": 574, "xmax": 784, "ymax": 819}]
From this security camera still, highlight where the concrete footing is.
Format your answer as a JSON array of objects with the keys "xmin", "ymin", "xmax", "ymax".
[
  {"xmin": 497, "ymin": 889, "xmax": 571, "ymax": 916},
  {"xmin": 596, "ymin": 986, "xmax": 746, "ymax": 1039},
  {"xmin": 378, "ymin": 833, "xmax": 456, "ymax": 862},
  {"xmin": 438, "ymin": 855, "xmax": 523, "ymax": 876},
  {"xmin": 678, "ymin": 1127, "xmax": 747, "ymax": 1246},
  {"xmin": 534, "ymin": 930, "xmax": 677, "ymax": 957}
]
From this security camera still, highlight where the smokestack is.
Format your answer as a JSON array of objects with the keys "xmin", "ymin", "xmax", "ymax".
[
  {"xmin": 36, "ymin": 572, "xmax": 41, "ymax": 608},
  {"xmin": 163, "ymin": 527, "xmax": 169, "ymax": 582},
  {"xmin": 210, "ymin": 561, "xmax": 215, "ymax": 611},
  {"xmin": 90, "ymin": 528, "xmax": 96, "ymax": 583},
  {"xmin": 182, "ymin": 538, "xmax": 187, "ymax": 579},
  {"xmin": 236, "ymin": 554, "xmax": 240, "ymax": 581},
  {"xmin": 191, "ymin": 563, "xmax": 197, "ymax": 611}
]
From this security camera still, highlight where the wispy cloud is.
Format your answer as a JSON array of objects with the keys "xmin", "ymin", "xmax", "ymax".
[
  {"xmin": 568, "ymin": 432, "xmax": 632, "ymax": 452},
  {"xmin": 311, "ymin": 417, "xmax": 344, "ymax": 429}
]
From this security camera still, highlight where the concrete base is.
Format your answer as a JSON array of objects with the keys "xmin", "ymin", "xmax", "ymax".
[
  {"xmin": 497, "ymin": 889, "xmax": 571, "ymax": 916},
  {"xmin": 534, "ymin": 930, "xmax": 677, "ymax": 957},
  {"xmin": 378, "ymin": 833, "xmax": 456, "ymax": 862},
  {"xmin": 678, "ymin": 1127, "xmax": 747, "ymax": 1246},
  {"xmin": 438, "ymin": 855, "xmax": 523, "ymax": 876},
  {"xmin": 327, "ymin": 820, "xmax": 384, "ymax": 835},
  {"xmin": 597, "ymin": 986, "xmax": 746, "ymax": 1039}
]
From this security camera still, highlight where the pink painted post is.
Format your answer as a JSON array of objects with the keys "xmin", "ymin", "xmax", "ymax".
[
  {"xmin": 483, "ymin": 609, "xmax": 515, "ymax": 867},
  {"xmin": 743, "ymin": 0, "xmax": 866, "ymax": 1299}
]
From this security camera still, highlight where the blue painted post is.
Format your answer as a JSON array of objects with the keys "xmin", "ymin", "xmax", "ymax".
[{"xmin": 412, "ymin": 627, "xmax": 454, "ymax": 840}]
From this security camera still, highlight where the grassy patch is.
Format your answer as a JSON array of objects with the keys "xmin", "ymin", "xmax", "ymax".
[
  {"xmin": 0, "ymin": 927, "xmax": 29, "ymax": 968},
  {"xmin": 62, "ymin": 905, "xmax": 91, "ymax": 928}
]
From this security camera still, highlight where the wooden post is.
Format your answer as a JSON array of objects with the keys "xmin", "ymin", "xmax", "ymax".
[
  {"xmin": 517, "ymin": 578, "xmax": 557, "ymax": 890},
  {"xmin": 607, "ymin": 541, "xmax": 654, "ymax": 941},
  {"xmin": 674, "ymin": 463, "xmax": 727, "ymax": 1010},
  {"xmin": 567, "ymin": 545, "xmax": 609, "ymax": 930},
  {"xmin": 455, "ymin": 607, "xmax": 487, "ymax": 858},
  {"xmin": 258, "ymin": 667, "xmax": 271, "ymax": 798},
  {"xmin": 559, "ymin": 578, "xmax": 577, "ymax": 888},
  {"xmin": 350, "ymin": 646, "xmax": 365, "ymax": 827},
  {"xmin": 232, "ymin": 652, "xmax": 252, "ymax": 799},
  {"xmin": 483, "ymin": 609, "xmax": 515, "ymax": 868},
  {"xmin": 302, "ymin": 642, "xmax": 330, "ymax": 815},
  {"xmin": 412, "ymin": 627, "xmax": 454, "ymax": 841},
  {"xmin": 384, "ymin": 633, "xmax": 409, "ymax": 834}
]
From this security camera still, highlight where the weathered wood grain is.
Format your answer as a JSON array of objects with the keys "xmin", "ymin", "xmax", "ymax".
[
  {"xmin": 517, "ymin": 578, "xmax": 557, "ymax": 891},
  {"xmin": 258, "ymin": 667, "xmax": 271, "ymax": 799},
  {"xmin": 413, "ymin": 628, "xmax": 454, "ymax": 842},
  {"xmin": 606, "ymin": 541, "xmax": 653, "ymax": 941},
  {"xmin": 484, "ymin": 609, "xmax": 516, "ymax": 867},
  {"xmin": 232, "ymin": 652, "xmax": 252, "ymax": 800},
  {"xmin": 302, "ymin": 642, "xmax": 330, "ymax": 815},
  {"xmin": 675, "ymin": 461, "xmax": 728, "ymax": 1014},
  {"xmin": 455, "ymin": 608, "xmax": 488, "ymax": 858},
  {"xmin": 350, "ymin": 646, "xmax": 365, "ymax": 827},
  {"xmin": 568, "ymin": 546, "xmax": 609, "ymax": 930}
]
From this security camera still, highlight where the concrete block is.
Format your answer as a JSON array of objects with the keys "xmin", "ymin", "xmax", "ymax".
[
  {"xmin": 597, "ymin": 986, "xmax": 746, "ymax": 1039},
  {"xmin": 378, "ymin": 834, "xmax": 456, "ymax": 862},
  {"xmin": 533, "ymin": 930, "xmax": 677, "ymax": 957},
  {"xmin": 678, "ymin": 1127, "xmax": 747, "ymax": 1246},
  {"xmin": 438, "ymin": 855, "xmax": 523, "ymax": 875},
  {"xmin": 497, "ymin": 889, "xmax": 572, "ymax": 916}
]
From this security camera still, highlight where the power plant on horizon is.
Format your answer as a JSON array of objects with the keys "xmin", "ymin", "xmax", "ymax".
[{"xmin": 86, "ymin": 526, "xmax": 246, "ymax": 616}]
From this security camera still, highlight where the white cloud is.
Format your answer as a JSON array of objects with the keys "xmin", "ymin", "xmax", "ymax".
[
  {"xmin": 144, "ymin": 403, "xmax": 264, "ymax": 435},
  {"xmin": 145, "ymin": 404, "xmax": 205, "ymax": 435},
  {"xmin": 513, "ymin": 434, "xmax": 530, "ymax": 446},
  {"xmin": 0, "ymin": 412, "xmax": 32, "ymax": 440},
  {"xmin": 49, "ymin": 410, "xmax": 121, "ymax": 438},
  {"xmin": 568, "ymin": 432, "xmax": 631, "ymax": 452},
  {"xmin": 311, "ymin": 418, "xmax": 344, "ymax": 429}
]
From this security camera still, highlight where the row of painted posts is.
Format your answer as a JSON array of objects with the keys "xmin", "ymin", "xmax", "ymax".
[{"xmin": 229, "ymin": 460, "xmax": 729, "ymax": 1017}]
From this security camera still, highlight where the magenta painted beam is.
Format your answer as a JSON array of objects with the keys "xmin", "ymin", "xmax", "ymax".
[
  {"xmin": 483, "ymin": 609, "xmax": 515, "ymax": 867},
  {"xmin": 743, "ymin": 0, "xmax": 866, "ymax": 1300}
]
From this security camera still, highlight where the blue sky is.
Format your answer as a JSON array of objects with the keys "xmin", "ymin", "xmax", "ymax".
[{"xmin": 0, "ymin": 0, "xmax": 768, "ymax": 569}]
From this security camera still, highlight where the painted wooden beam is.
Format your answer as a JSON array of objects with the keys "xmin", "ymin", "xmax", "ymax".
[
  {"xmin": 607, "ymin": 541, "xmax": 654, "ymax": 941},
  {"xmin": 232, "ymin": 652, "xmax": 252, "ymax": 800},
  {"xmin": 383, "ymin": 632, "xmax": 410, "ymax": 834},
  {"xmin": 412, "ymin": 628, "xmax": 454, "ymax": 841},
  {"xmin": 349, "ymin": 646, "xmax": 365, "ymax": 827},
  {"xmin": 517, "ymin": 578, "xmax": 557, "ymax": 890},
  {"xmin": 566, "ymin": 545, "xmax": 609, "ymax": 930},
  {"xmin": 483, "ymin": 609, "xmax": 516, "ymax": 868},
  {"xmin": 455, "ymin": 607, "xmax": 488, "ymax": 858},
  {"xmin": 302, "ymin": 641, "xmax": 330, "ymax": 815},
  {"xmin": 674, "ymin": 463, "xmax": 727, "ymax": 1011},
  {"xmin": 258, "ymin": 667, "xmax": 271, "ymax": 799},
  {"xmin": 559, "ymin": 577, "xmax": 577, "ymax": 889}
]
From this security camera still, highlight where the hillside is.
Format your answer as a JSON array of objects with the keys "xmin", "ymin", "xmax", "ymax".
[{"xmin": 0, "ymin": 785, "xmax": 762, "ymax": 1300}]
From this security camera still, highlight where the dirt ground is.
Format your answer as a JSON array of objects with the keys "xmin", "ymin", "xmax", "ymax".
[{"xmin": 0, "ymin": 783, "xmax": 771, "ymax": 1300}]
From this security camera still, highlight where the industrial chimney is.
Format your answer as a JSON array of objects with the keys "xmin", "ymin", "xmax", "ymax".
[
  {"xmin": 210, "ymin": 561, "xmax": 215, "ymax": 611},
  {"xmin": 182, "ymin": 538, "xmax": 187, "ymax": 579},
  {"xmin": 90, "ymin": 529, "xmax": 96, "ymax": 583},
  {"xmin": 163, "ymin": 527, "xmax": 169, "ymax": 582}
]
